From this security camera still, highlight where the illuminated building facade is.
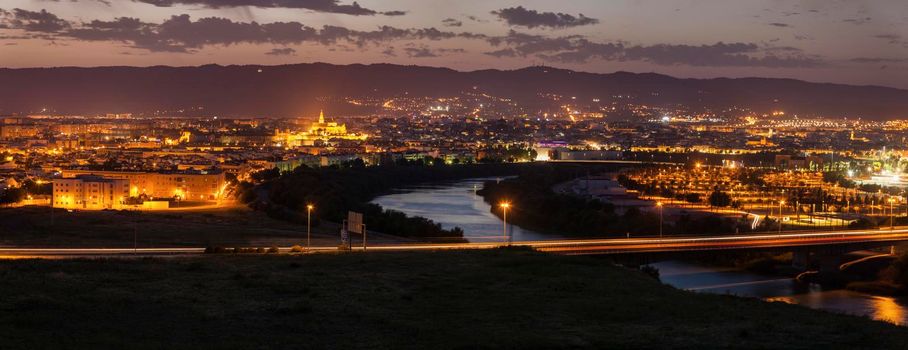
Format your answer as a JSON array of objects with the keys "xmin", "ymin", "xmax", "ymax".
[
  {"xmin": 0, "ymin": 124, "xmax": 41, "ymax": 140},
  {"xmin": 61, "ymin": 170, "xmax": 227, "ymax": 201},
  {"xmin": 53, "ymin": 175, "xmax": 130, "ymax": 210}
]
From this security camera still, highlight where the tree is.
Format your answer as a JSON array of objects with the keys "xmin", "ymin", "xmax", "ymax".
[
  {"xmin": 708, "ymin": 190, "xmax": 732, "ymax": 207},
  {"xmin": 251, "ymin": 167, "xmax": 281, "ymax": 182},
  {"xmin": 0, "ymin": 188, "xmax": 25, "ymax": 205},
  {"xmin": 881, "ymin": 253, "xmax": 908, "ymax": 286},
  {"xmin": 684, "ymin": 193, "xmax": 701, "ymax": 203},
  {"xmin": 21, "ymin": 180, "xmax": 52, "ymax": 195}
]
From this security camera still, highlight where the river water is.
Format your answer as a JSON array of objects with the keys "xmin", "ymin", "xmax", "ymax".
[
  {"xmin": 372, "ymin": 178, "xmax": 558, "ymax": 242},
  {"xmin": 371, "ymin": 178, "xmax": 908, "ymax": 326},
  {"xmin": 654, "ymin": 260, "xmax": 908, "ymax": 325}
]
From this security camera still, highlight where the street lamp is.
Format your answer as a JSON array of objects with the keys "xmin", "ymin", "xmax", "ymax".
[
  {"xmin": 778, "ymin": 200, "xmax": 785, "ymax": 235},
  {"xmin": 306, "ymin": 204, "xmax": 314, "ymax": 251},
  {"xmin": 499, "ymin": 202, "xmax": 511, "ymax": 244},
  {"xmin": 656, "ymin": 201, "xmax": 663, "ymax": 238},
  {"xmin": 889, "ymin": 198, "xmax": 895, "ymax": 230}
]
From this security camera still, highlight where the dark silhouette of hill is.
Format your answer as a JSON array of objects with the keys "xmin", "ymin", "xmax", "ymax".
[{"xmin": 1, "ymin": 63, "xmax": 906, "ymax": 120}]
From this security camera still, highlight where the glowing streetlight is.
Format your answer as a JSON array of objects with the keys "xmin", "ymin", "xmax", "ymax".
[
  {"xmin": 656, "ymin": 202, "xmax": 664, "ymax": 238},
  {"xmin": 499, "ymin": 202, "xmax": 511, "ymax": 244},
  {"xmin": 306, "ymin": 204, "xmax": 314, "ymax": 251},
  {"xmin": 889, "ymin": 198, "xmax": 895, "ymax": 230}
]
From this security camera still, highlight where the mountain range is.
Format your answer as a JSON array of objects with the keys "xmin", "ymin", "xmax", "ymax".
[{"xmin": 1, "ymin": 63, "xmax": 906, "ymax": 120}]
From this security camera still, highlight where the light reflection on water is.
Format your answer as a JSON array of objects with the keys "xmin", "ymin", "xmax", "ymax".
[
  {"xmin": 371, "ymin": 178, "xmax": 558, "ymax": 242},
  {"xmin": 656, "ymin": 260, "xmax": 908, "ymax": 326}
]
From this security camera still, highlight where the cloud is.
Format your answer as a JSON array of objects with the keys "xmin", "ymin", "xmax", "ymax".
[
  {"xmin": 850, "ymin": 57, "xmax": 908, "ymax": 63},
  {"xmin": 403, "ymin": 45, "xmax": 464, "ymax": 58},
  {"xmin": 487, "ymin": 31, "xmax": 581, "ymax": 55},
  {"xmin": 134, "ymin": 0, "xmax": 400, "ymax": 16},
  {"xmin": 404, "ymin": 46, "xmax": 436, "ymax": 58},
  {"xmin": 484, "ymin": 48, "xmax": 516, "ymax": 57},
  {"xmin": 622, "ymin": 43, "xmax": 819, "ymax": 67},
  {"xmin": 442, "ymin": 18, "xmax": 462, "ymax": 27},
  {"xmin": 265, "ymin": 47, "xmax": 295, "ymax": 55},
  {"xmin": 21, "ymin": 12, "xmax": 484, "ymax": 52},
  {"xmin": 464, "ymin": 15, "xmax": 487, "ymax": 23},
  {"xmin": 0, "ymin": 8, "xmax": 70, "ymax": 33},
  {"xmin": 487, "ymin": 31, "xmax": 822, "ymax": 68},
  {"xmin": 874, "ymin": 34, "xmax": 901, "ymax": 40},
  {"xmin": 0, "ymin": 8, "xmax": 825, "ymax": 69},
  {"xmin": 843, "ymin": 17, "xmax": 872, "ymax": 25},
  {"xmin": 491, "ymin": 6, "xmax": 598, "ymax": 29},
  {"xmin": 871, "ymin": 34, "xmax": 908, "ymax": 48},
  {"xmin": 873, "ymin": 34, "xmax": 902, "ymax": 44}
]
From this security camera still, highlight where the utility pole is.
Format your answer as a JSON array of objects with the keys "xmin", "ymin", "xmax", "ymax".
[
  {"xmin": 779, "ymin": 200, "xmax": 785, "ymax": 235},
  {"xmin": 134, "ymin": 210, "xmax": 138, "ymax": 255},
  {"xmin": 657, "ymin": 201, "xmax": 664, "ymax": 238},
  {"xmin": 306, "ymin": 204, "xmax": 314, "ymax": 251},
  {"xmin": 499, "ymin": 202, "xmax": 510, "ymax": 245}
]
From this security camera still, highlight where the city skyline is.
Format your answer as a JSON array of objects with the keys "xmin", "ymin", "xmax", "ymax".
[{"xmin": 1, "ymin": 1, "xmax": 908, "ymax": 88}]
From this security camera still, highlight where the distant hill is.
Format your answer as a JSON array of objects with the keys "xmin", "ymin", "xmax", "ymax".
[{"xmin": 1, "ymin": 63, "xmax": 906, "ymax": 120}]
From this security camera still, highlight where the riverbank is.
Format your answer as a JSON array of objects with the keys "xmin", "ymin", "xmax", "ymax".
[{"xmin": 2, "ymin": 249, "xmax": 908, "ymax": 348}]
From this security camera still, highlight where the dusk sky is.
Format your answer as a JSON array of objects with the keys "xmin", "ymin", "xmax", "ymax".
[{"xmin": 1, "ymin": 1, "xmax": 908, "ymax": 88}]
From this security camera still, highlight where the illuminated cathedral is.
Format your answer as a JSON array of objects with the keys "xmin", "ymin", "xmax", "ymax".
[{"xmin": 274, "ymin": 110, "xmax": 368, "ymax": 147}]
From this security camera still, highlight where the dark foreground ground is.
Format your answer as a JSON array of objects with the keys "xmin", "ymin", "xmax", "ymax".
[
  {"xmin": 0, "ymin": 206, "xmax": 409, "ymax": 248},
  {"xmin": 1, "ymin": 249, "xmax": 907, "ymax": 349}
]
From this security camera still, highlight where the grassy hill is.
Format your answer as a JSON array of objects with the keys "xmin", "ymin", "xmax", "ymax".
[{"xmin": 0, "ymin": 249, "xmax": 906, "ymax": 348}]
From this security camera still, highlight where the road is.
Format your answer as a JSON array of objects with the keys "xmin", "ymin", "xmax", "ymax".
[{"xmin": 3, "ymin": 227, "xmax": 908, "ymax": 258}]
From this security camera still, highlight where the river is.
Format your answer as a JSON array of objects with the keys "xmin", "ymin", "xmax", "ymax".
[
  {"xmin": 372, "ymin": 178, "xmax": 558, "ymax": 242},
  {"xmin": 371, "ymin": 178, "xmax": 908, "ymax": 326}
]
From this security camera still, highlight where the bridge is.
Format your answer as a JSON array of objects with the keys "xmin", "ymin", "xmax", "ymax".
[{"xmin": 523, "ymin": 227, "xmax": 908, "ymax": 255}]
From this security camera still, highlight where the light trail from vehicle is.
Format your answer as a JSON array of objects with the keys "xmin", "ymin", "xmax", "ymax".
[{"xmin": 1, "ymin": 227, "xmax": 907, "ymax": 258}]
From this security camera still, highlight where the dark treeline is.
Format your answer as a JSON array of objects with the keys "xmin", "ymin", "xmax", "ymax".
[
  {"xmin": 0, "ymin": 179, "xmax": 52, "ymax": 205},
  {"xmin": 478, "ymin": 166, "xmax": 749, "ymax": 237},
  {"xmin": 240, "ymin": 161, "xmax": 544, "ymax": 241}
]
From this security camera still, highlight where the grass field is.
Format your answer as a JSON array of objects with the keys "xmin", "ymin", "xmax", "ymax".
[
  {"xmin": 0, "ymin": 206, "xmax": 410, "ymax": 248},
  {"xmin": 0, "ymin": 249, "xmax": 906, "ymax": 349}
]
